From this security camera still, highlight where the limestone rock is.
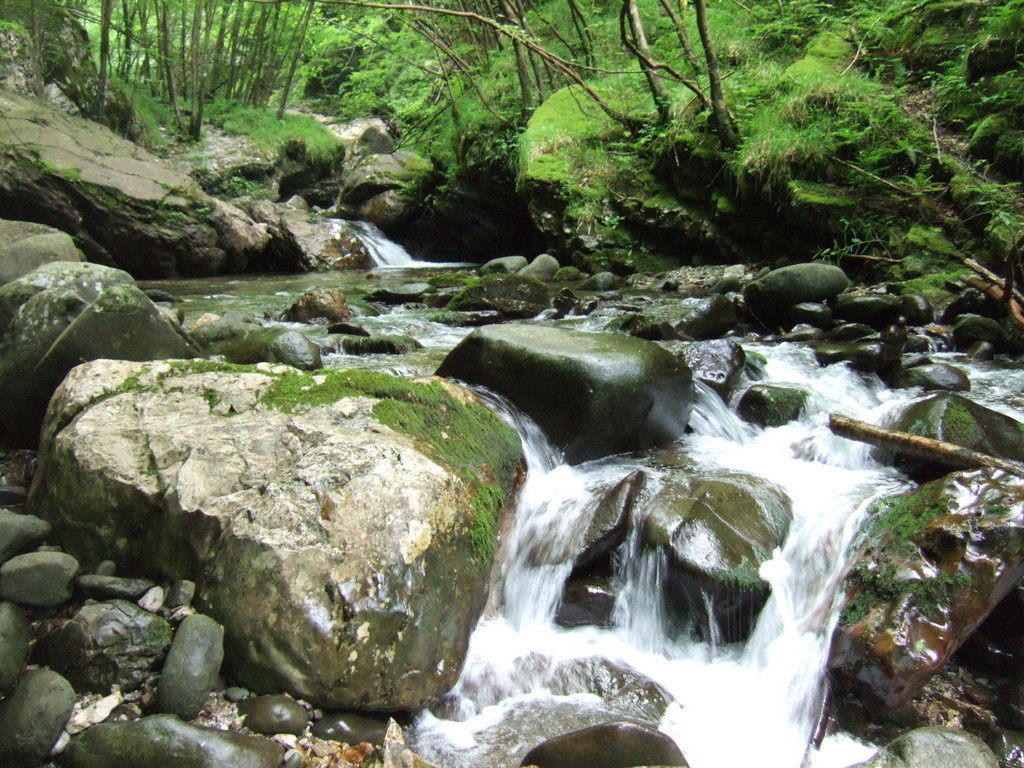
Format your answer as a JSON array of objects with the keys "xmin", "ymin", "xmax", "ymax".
[
  {"xmin": 437, "ymin": 325, "xmax": 693, "ymax": 463},
  {"xmin": 29, "ymin": 360, "xmax": 523, "ymax": 710}
]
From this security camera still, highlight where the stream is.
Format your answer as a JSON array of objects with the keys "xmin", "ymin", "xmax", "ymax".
[{"xmin": 144, "ymin": 227, "xmax": 1024, "ymax": 768}]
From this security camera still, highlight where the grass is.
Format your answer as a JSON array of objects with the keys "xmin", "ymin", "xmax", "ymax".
[{"xmin": 203, "ymin": 100, "xmax": 344, "ymax": 166}]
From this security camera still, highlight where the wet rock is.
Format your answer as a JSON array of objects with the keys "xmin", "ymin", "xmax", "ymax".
[
  {"xmin": 883, "ymin": 393, "xmax": 1024, "ymax": 478},
  {"xmin": 34, "ymin": 599, "xmax": 171, "ymax": 694},
  {"xmin": 327, "ymin": 321, "xmax": 372, "ymax": 336},
  {"xmin": 0, "ymin": 601, "xmax": 31, "ymax": 693},
  {"xmin": 833, "ymin": 470, "xmax": 1024, "ymax": 709},
  {"xmin": 166, "ymin": 580, "xmax": 196, "ymax": 608},
  {"xmin": 0, "ymin": 550, "xmax": 78, "ymax": 607},
  {"xmin": 834, "ymin": 294, "xmax": 904, "ymax": 330},
  {"xmin": 645, "ymin": 473, "xmax": 792, "ymax": 642},
  {"xmin": 0, "ymin": 510, "xmax": 51, "ymax": 564},
  {"xmin": 953, "ymin": 314, "xmax": 1016, "ymax": 352},
  {"xmin": 812, "ymin": 341, "xmax": 886, "ymax": 373},
  {"xmin": 941, "ymin": 288, "xmax": 1005, "ymax": 323},
  {"xmin": 340, "ymin": 334, "xmax": 423, "ymax": 355},
  {"xmin": 238, "ymin": 694, "xmax": 309, "ymax": 736},
  {"xmin": 578, "ymin": 272, "xmax": 618, "ymax": 292},
  {"xmin": 29, "ymin": 360, "xmax": 522, "ymax": 710},
  {"xmin": 251, "ymin": 207, "xmax": 370, "ymax": 272},
  {"xmin": 364, "ymin": 282, "xmax": 432, "ymax": 305},
  {"xmin": 444, "ymin": 274, "xmax": 550, "ymax": 319},
  {"xmin": 155, "ymin": 614, "xmax": 224, "ymax": 721},
  {"xmin": 429, "ymin": 310, "xmax": 505, "ymax": 327},
  {"xmin": 824, "ymin": 322, "xmax": 877, "ymax": 342},
  {"xmin": 555, "ymin": 578, "xmax": 617, "ymax": 628},
  {"xmin": 517, "ymin": 254, "xmax": 561, "ymax": 281},
  {"xmin": 680, "ymin": 339, "xmax": 746, "ymax": 400},
  {"xmin": 0, "ymin": 668, "xmax": 76, "ymax": 767},
  {"xmin": 574, "ymin": 471, "xmax": 646, "ymax": 572},
  {"xmin": 986, "ymin": 729, "xmax": 1024, "ymax": 767},
  {"xmin": 676, "ymin": 294, "xmax": 738, "ymax": 340},
  {"xmin": 901, "ymin": 294, "xmax": 934, "ymax": 326},
  {"xmin": 77, "ymin": 574, "xmax": 156, "ymax": 600},
  {"xmin": 438, "ymin": 325, "xmax": 693, "ymax": 464},
  {"xmin": 893, "ymin": 363, "xmax": 971, "ymax": 393},
  {"xmin": 211, "ymin": 327, "xmax": 322, "ymax": 371},
  {"xmin": 189, "ymin": 316, "xmax": 261, "ymax": 347},
  {"xmin": 553, "ymin": 266, "xmax": 587, "ymax": 281},
  {"xmin": 850, "ymin": 727, "xmax": 997, "ymax": 767},
  {"xmin": 0, "ymin": 219, "xmax": 82, "ymax": 286},
  {"xmin": 519, "ymin": 721, "xmax": 688, "ymax": 768},
  {"xmin": 785, "ymin": 301, "xmax": 833, "ymax": 330},
  {"xmin": 743, "ymin": 263, "xmax": 849, "ymax": 325},
  {"xmin": 312, "ymin": 711, "xmax": 388, "ymax": 744},
  {"xmin": 546, "ymin": 657, "xmax": 672, "ymax": 726},
  {"xmin": 777, "ymin": 324, "xmax": 824, "ymax": 342},
  {"xmin": 481, "ymin": 256, "xmax": 529, "ymax": 276},
  {"xmin": 60, "ymin": 714, "xmax": 285, "ymax": 768},
  {"xmin": 381, "ymin": 719, "xmax": 438, "ymax": 768},
  {"xmin": 0, "ymin": 486, "xmax": 28, "ymax": 509},
  {"xmin": 737, "ymin": 384, "xmax": 810, "ymax": 428},
  {"xmin": 335, "ymin": 151, "xmax": 433, "ymax": 228},
  {"xmin": 612, "ymin": 313, "xmax": 682, "ymax": 341},
  {"xmin": 283, "ymin": 288, "xmax": 351, "ymax": 324}
]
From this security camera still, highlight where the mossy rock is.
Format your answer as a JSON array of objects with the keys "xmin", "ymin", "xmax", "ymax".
[
  {"xmin": 737, "ymin": 384, "xmax": 810, "ymax": 428},
  {"xmin": 340, "ymin": 334, "xmax": 422, "ymax": 356},
  {"xmin": 444, "ymin": 273, "xmax": 550, "ymax": 318},
  {"xmin": 969, "ymin": 114, "xmax": 1013, "ymax": 161}
]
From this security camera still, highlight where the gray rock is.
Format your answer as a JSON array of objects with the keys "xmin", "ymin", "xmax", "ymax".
[
  {"xmin": 95, "ymin": 560, "xmax": 117, "ymax": 576},
  {"xmin": 76, "ymin": 574, "xmax": 156, "ymax": 600},
  {"xmin": 444, "ymin": 274, "xmax": 550, "ymax": 319},
  {"xmin": 166, "ymin": 580, "xmax": 196, "ymax": 608},
  {"xmin": 0, "ymin": 669, "xmax": 76, "ymax": 767},
  {"xmin": 30, "ymin": 360, "xmax": 523, "ymax": 711},
  {"xmin": 224, "ymin": 687, "xmax": 250, "ymax": 703},
  {"xmin": 743, "ymin": 263, "xmax": 849, "ymax": 324},
  {"xmin": 311, "ymin": 712, "xmax": 388, "ymax": 744},
  {"xmin": 0, "ymin": 550, "xmax": 78, "ymax": 607},
  {"xmin": 335, "ymin": 151, "xmax": 433, "ymax": 227},
  {"xmin": 676, "ymin": 294, "xmax": 738, "ymax": 340},
  {"xmin": 900, "ymin": 294, "xmax": 934, "ymax": 326},
  {"xmin": 555, "ymin": 578, "xmax": 617, "ymax": 628},
  {"xmin": 283, "ymin": 287, "xmax": 351, "ymax": 324},
  {"xmin": 893, "ymin": 363, "xmax": 971, "ymax": 393},
  {"xmin": 237, "ymin": 694, "xmax": 309, "ymax": 736},
  {"xmin": 340, "ymin": 334, "xmax": 423, "ymax": 356},
  {"xmin": 364, "ymin": 282, "xmax": 433, "ymax": 305},
  {"xmin": 680, "ymin": 339, "xmax": 747, "ymax": 400},
  {"xmin": 156, "ymin": 614, "xmax": 225, "ymax": 721},
  {"xmin": 850, "ymin": 727, "xmax": 997, "ymax": 767},
  {"xmin": 211, "ymin": 327, "xmax": 322, "ymax": 371},
  {"xmin": 516, "ymin": 254, "xmax": 560, "ymax": 281},
  {"xmin": 519, "ymin": 721, "xmax": 688, "ymax": 768},
  {"xmin": 0, "ymin": 510, "xmax": 51, "ymax": 564},
  {"xmin": 0, "ymin": 220, "xmax": 82, "ymax": 286},
  {"xmin": 574, "ymin": 471, "xmax": 646, "ymax": 571},
  {"xmin": 438, "ymin": 325, "xmax": 693, "ymax": 464},
  {"xmin": 480, "ymin": 256, "xmax": 529, "ymax": 276},
  {"xmin": 0, "ymin": 601, "xmax": 31, "ymax": 693},
  {"xmin": 60, "ymin": 714, "xmax": 285, "ymax": 768},
  {"xmin": 833, "ymin": 294, "xmax": 904, "ymax": 330},
  {"xmin": 578, "ymin": 271, "xmax": 618, "ymax": 291},
  {"xmin": 33, "ymin": 599, "xmax": 171, "ymax": 694}
]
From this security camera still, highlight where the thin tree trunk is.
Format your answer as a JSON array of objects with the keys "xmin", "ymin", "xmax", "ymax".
[
  {"xmin": 30, "ymin": 0, "xmax": 43, "ymax": 96},
  {"xmin": 277, "ymin": 0, "xmax": 315, "ymax": 119},
  {"xmin": 188, "ymin": 0, "xmax": 203, "ymax": 138},
  {"xmin": 658, "ymin": 0, "xmax": 700, "ymax": 75},
  {"xmin": 498, "ymin": 0, "xmax": 535, "ymax": 110},
  {"xmin": 692, "ymin": 0, "xmax": 737, "ymax": 149},
  {"xmin": 225, "ymin": 0, "xmax": 252, "ymax": 99},
  {"xmin": 565, "ymin": 0, "xmax": 594, "ymax": 68},
  {"xmin": 621, "ymin": 0, "xmax": 671, "ymax": 123},
  {"xmin": 160, "ymin": 1, "xmax": 185, "ymax": 132},
  {"xmin": 96, "ymin": 0, "xmax": 114, "ymax": 118},
  {"xmin": 828, "ymin": 414, "xmax": 1024, "ymax": 478}
]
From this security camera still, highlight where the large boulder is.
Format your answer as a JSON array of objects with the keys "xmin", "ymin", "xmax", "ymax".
[
  {"xmin": 0, "ymin": 90, "xmax": 269, "ymax": 278},
  {"xmin": 850, "ymin": 727, "xmax": 997, "ymax": 768},
  {"xmin": 443, "ymin": 274, "xmax": 550, "ymax": 319},
  {"xmin": 643, "ymin": 472, "xmax": 792, "ymax": 642},
  {"xmin": 335, "ymin": 151, "xmax": 434, "ymax": 228},
  {"xmin": 743, "ymin": 263, "xmax": 850, "ymax": 325},
  {"xmin": 247, "ymin": 203, "xmax": 371, "ymax": 271},
  {"xmin": 437, "ymin": 325, "xmax": 693, "ymax": 463},
  {"xmin": 0, "ymin": 265, "xmax": 199, "ymax": 447},
  {"xmin": 832, "ymin": 469, "xmax": 1024, "ymax": 709},
  {"xmin": 0, "ymin": 218, "xmax": 82, "ymax": 285},
  {"xmin": 28, "ymin": 360, "xmax": 523, "ymax": 710}
]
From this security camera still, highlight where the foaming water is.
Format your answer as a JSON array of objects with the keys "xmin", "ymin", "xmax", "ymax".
[{"xmin": 414, "ymin": 345, "xmax": 1019, "ymax": 768}]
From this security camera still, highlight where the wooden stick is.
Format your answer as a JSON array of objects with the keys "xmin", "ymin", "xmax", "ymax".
[
  {"xmin": 828, "ymin": 414, "xmax": 1024, "ymax": 479},
  {"xmin": 961, "ymin": 274, "xmax": 1024, "ymax": 331},
  {"xmin": 965, "ymin": 258, "xmax": 1024, "ymax": 306}
]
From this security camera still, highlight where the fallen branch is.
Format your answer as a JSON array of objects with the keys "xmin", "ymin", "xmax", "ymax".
[
  {"xmin": 828, "ymin": 414, "xmax": 1024, "ymax": 479},
  {"xmin": 965, "ymin": 258, "xmax": 1024, "ymax": 307},
  {"xmin": 960, "ymin": 274, "xmax": 1024, "ymax": 332}
]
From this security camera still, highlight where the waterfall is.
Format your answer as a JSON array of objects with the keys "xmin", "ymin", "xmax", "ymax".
[{"xmin": 343, "ymin": 220, "xmax": 417, "ymax": 267}]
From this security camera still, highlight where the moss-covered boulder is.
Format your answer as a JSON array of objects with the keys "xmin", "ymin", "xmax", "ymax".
[
  {"xmin": 0, "ymin": 91, "xmax": 269, "ymax": 278},
  {"xmin": 208, "ymin": 327, "xmax": 322, "ymax": 371},
  {"xmin": 444, "ymin": 273, "xmax": 550, "ymax": 318},
  {"xmin": 849, "ymin": 727, "xmax": 998, "ymax": 768},
  {"xmin": 643, "ymin": 472, "xmax": 792, "ymax": 642},
  {"xmin": 883, "ymin": 393, "xmax": 1024, "ymax": 477},
  {"xmin": 437, "ymin": 324, "xmax": 693, "ymax": 463},
  {"xmin": 28, "ymin": 359, "xmax": 523, "ymax": 710},
  {"xmin": 737, "ymin": 384, "xmax": 810, "ymax": 428},
  {"xmin": 832, "ymin": 469, "xmax": 1024, "ymax": 710}
]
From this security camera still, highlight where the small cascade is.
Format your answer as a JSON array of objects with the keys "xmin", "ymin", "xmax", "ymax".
[{"xmin": 344, "ymin": 220, "xmax": 417, "ymax": 267}]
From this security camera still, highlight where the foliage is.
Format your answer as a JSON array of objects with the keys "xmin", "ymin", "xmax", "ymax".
[{"xmin": 203, "ymin": 100, "xmax": 343, "ymax": 165}]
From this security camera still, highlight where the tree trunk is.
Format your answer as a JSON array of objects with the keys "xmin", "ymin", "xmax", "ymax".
[
  {"xmin": 828, "ymin": 414, "xmax": 1024, "ymax": 478},
  {"xmin": 498, "ymin": 0, "xmax": 535, "ymax": 111},
  {"xmin": 30, "ymin": 0, "xmax": 43, "ymax": 97},
  {"xmin": 692, "ymin": 0, "xmax": 737, "ymax": 149},
  {"xmin": 658, "ymin": 0, "xmax": 700, "ymax": 75},
  {"xmin": 96, "ymin": 0, "xmax": 114, "ymax": 119},
  {"xmin": 188, "ymin": 0, "xmax": 203, "ymax": 139},
  {"xmin": 277, "ymin": 0, "xmax": 316, "ymax": 119},
  {"xmin": 159, "ymin": 0, "xmax": 185, "ymax": 132},
  {"xmin": 621, "ymin": 0, "xmax": 671, "ymax": 123}
]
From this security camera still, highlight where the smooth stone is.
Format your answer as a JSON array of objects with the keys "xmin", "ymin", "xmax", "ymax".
[
  {"xmin": 0, "ymin": 601, "xmax": 31, "ymax": 693},
  {"xmin": 480, "ymin": 255, "xmax": 528, "ymax": 275},
  {"xmin": 833, "ymin": 294, "xmax": 904, "ymax": 330},
  {"xmin": 0, "ymin": 510, "xmax": 51, "ymax": 564},
  {"xmin": 850, "ymin": 726, "xmax": 997, "ymax": 767},
  {"xmin": 0, "ymin": 550, "xmax": 78, "ymax": 607},
  {"xmin": 428, "ymin": 310, "xmax": 505, "ymax": 327},
  {"xmin": 156, "ymin": 614, "xmax": 225, "ymax": 721},
  {"xmin": 519, "ymin": 721, "xmax": 688, "ymax": 768},
  {"xmin": 95, "ymin": 560, "xmax": 117, "ymax": 577},
  {"xmin": 77, "ymin": 574, "xmax": 156, "ymax": 600},
  {"xmin": 311, "ymin": 712, "xmax": 389, "ymax": 744},
  {"xmin": 785, "ymin": 301, "xmax": 832, "ymax": 330},
  {"xmin": 574, "ymin": 471, "xmax": 646, "ymax": 572},
  {"xmin": 823, "ymin": 322, "xmax": 877, "ymax": 342},
  {"xmin": 237, "ymin": 694, "xmax": 309, "ymax": 736},
  {"xmin": 224, "ymin": 686, "xmax": 250, "ymax": 703},
  {"xmin": 555, "ymin": 578, "xmax": 617, "ymax": 628},
  {"xmin": 900, "ymin": 294, "xmax": 934, "ymax": 326},
  {"xmin": 283, "ymin": 749, "xmax": 303, "ymax": 768},
  {"xmin": 892, "ymin": 363, "xmax": 971, "ymax": 392},
  {"xmin": 676, "ymin": 294, "xmax": 738, "ymax": 340},
  {"xmin": 60, "ymin": 713, "xmax": 285, "ymax": 768},
  {"xmin": 743, "ymin": 263, "xmax": 849, "ymax": 324},
  {"xmin": 364, "ymin": 282, "xmax": 432, "ymax": 304},
  {"xmin": 444, "ymin": 274, "xmax": 550, "ymax": 318},
  {"xmin": 680, "ymin": 339, "xmax": 747, "ymax": 400},
  {"xmin": 517, "ymin": 254, "xmax": 561, "ymax": 281},
  {"xmin": 737, "ymin": 384, "xmax": 811, "ymax": 428},
  {"xmin": 577, "ymin": 271, "xmax": 618, "ymax": 292},
  {"xmin": 143, "ymin": 289, "xmax": 180, "ymax": 304},
  {"xmin": 0, "ymin": 669, "xmax": 76, "ymax": 767},
  {"xmin": 33, "ymin": 599, "xmax": 172, "ymax": 694},
  {"xmin": 283, "ymin": 287, "xmax": 350, "ymax": 324},
  {"xmin": 165, "ymin": 580, "xmax": 196, "ymax": 608}
]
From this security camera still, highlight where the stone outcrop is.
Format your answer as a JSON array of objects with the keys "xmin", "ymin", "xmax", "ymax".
[
  {"xmin": 0, "ymin": 90, "xmax": 269, "ymax": 278},
  {"xmin": 28, "ymin": 360, "xmax": 523, "ymax": 710},
  {"xmin": 0, "ymin": 218, "xmax": 83, "ymax": 285}
]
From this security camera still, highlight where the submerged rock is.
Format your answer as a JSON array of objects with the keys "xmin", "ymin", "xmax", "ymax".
[
  {"xmin": 832, "ymin": 469, "xmax": 1024, "ymax": 710},
  {"xmin": 849, "ymin": 726, "xmax": 997, "ymax": 767},
  {"xmin": 437, "ymin": 325, "xmax": 693, "ymax": 463},
  {"xmin": 28, "ymin": 360, "xmax": 522, "ymax": 710},
  {"xmin": 519, "ymin": 721, "xmax": 688, "ymax": 768},
  {"xmin": 444, "ymin": 274, "xmax": 550, "ymax": 318}
]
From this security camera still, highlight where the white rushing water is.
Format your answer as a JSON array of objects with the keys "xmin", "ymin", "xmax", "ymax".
[
  {"xmin": 413, "ymin": 342, "xmax": 936, "ymax": 768},
  {"xmin": 342, "ymin": 220, "xmax": 419, "ymax": 267}
]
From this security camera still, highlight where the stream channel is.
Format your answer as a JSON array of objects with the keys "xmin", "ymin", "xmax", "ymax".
[{"xmin": 145, "ymin": 226, "xmax": 1024, "ymax": 768}]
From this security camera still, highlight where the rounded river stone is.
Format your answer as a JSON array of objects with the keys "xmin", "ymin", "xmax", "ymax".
[
  {"xmin": 238, "ymin": 694, "xmax": 309, "ymax": 736},
  {"xmin": 0, "ymin": 668, "xmax": 76, "ymax": 767},
  {"xmin": 0, "ymin": 550, "xmax": 79, "ymax": 607},
  {"xmin": 0, "ymin": 601, "xmax": 31, "ymax": 693},
  {"xmin": 155, "ymin": 614, "xmax": 225, "ymax": 721}
]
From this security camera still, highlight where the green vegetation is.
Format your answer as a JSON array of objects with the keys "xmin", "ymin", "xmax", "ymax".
[{"xmin": 203, "ymin": 101, "xmax": 343, "ymax": 166}]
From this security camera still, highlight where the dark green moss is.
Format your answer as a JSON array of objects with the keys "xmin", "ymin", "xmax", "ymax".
[
  {"xmin": 468, "ymin": 483, "xmax": 504, "ymax": 562},
  {"xmin": 427, "ymin": 273, "xmax": 476, "ymax": 289}
]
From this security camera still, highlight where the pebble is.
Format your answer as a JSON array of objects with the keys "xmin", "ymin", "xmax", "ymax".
[
  {"xmin": 238, "ymin": 694, "xmax": 310, "ymax": 736},
  {"xmin": 154, "ymin": 613, "xmax": 225, "ymax": 720},
  {"xmin": 165, "ymin": 579, "xmax": 196, "ymax": 608},
  {"xmin": 0, "ymin": 509, "xmax": 51, "ymax": 564},
  {"xmin": 0, "ymin": 668, "xmax": 76, "ymax": 767},
  {"xmin": 311, "ymin": 711, "xmax": 388, "ymax": 745},
  {"xmin": 138, "ymin": 585, "xmax": 165, "ymax": 612},
  {"xmin": 0, "ymin": 601, "xmax": 31, "ymax": 693},
  {"xmin": 284, "ymin": 748, "xmax": 304, "ymax": 768},
  {"xmin": 224, "ymin": 686, "xmax": 251, "ymax": 702},
  {"xmin": 0, "ymin": 550, "xmax": 78, "ymax": 607}
]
